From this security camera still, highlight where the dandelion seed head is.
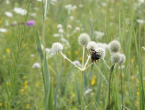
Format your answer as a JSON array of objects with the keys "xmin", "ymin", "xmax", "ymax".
[
  {"xmin": 109, "ymin": 40, "xmax": 121, "ymax": 53},
  {"xmin": 78, "ymin": 33, "xmax": 90, "ymax": 46},
  {"xmin": 51, "ymin": 42, "xmax": 63, "ymax": 54}
]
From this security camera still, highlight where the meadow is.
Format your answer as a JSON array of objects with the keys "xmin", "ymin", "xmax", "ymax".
[{"xmin": 0, "ymin": 0, "xmax": 145, "ymax": 110}]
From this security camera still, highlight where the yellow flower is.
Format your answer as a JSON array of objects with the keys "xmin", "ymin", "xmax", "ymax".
[
  {"xmin": 116, "ymin": 2, "xmax": 120, "ymax": 6},
  {"xmin": 122, "ymin": 73, "xmax": 124, "ymax": 78},
  {"xmin": 101, "ymin": 83, "xmax": 103, "ymax": 87},
  {"xmin": 20, "ymin": 89, "xmax": 25, "ymax": 93},
  {"xmin": 136, "ymin": 92, "xmax": 139, "ymax": 96},
  {"xmin": 6, "ymin": 48, "xmax": 10, "ymax": 54},
  {"xmin": 136, "ymin": 101, "xmax": 139, "ymax": 105},
  {"xmin": 23, "ymin": 76, "xmax": 27, "ymax": 79},
  {"xmin": 91, "ymin": 79, "xmax": 95, "ymax": 85},
  {"xmin": 6, "ymin": 82, "xmax": 11, "ymax": 86},
  {"xmin": 36, "ymin": 83, "xmax": 39, "ymax": 87},
  {"xmin": 0, "ymin": 20, "xmax": 2, "ymax": 24},
  {"xmin": 3, "ymin": 55, "xmax": 6, "ymax": 59},
  {"xmin": 75, "ymin": 51, "xmax": 79, "ymax": 55},
  {"xmin": 67, "ymin": 51, "xmax": 71, "ymax": 55},
  {"xmin": 4, "ymin": 102, "xmax": 7, "ymax": 107},
  {"xmin": 136, "ymin": 79, "xmax": 139, "ymax": 83},
  {"xmin": 79, "ymin": 57, "xmax": 82, "ymax": 61},
  {"xmin": 26, "ymin": 104, "xmax": 30, "ymax": 109},
  {"xmin": 131, "ymin": 59, "xmax": 135, "ymax": 63},
  {"xmin": 131, "ymin": 76, "xmax": 134, "ymax": 80},
  {"xmin": 24, "ymin": 81, "xmax": 28, "ymax": 89},
  {"xmin": 0, "ymin": 103, "xmax": 2, "ymax": 106}
]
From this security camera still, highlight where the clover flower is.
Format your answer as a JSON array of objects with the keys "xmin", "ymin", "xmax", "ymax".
[
  {"xmin": 109, "ymin": 40, "xmax": 121, "ymax": 53},
  {"xmin": 51, "ymin": 42, "xmax": 63, "ymax": 54},
  {"xmin": 111, "ymin": 53, "xmax": 121, "ymax": 63},
  {"xmin": 78, "ymin": 33, "xmax": 90, "ymax": 46},
  {"xmin": 27, "ymin": 20, "xmax": 35, "ymax": 26}
]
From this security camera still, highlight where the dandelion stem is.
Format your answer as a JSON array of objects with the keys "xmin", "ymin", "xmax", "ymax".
[{"xmin": 60, "ymin": 52, "xmax": 82, "ymax": 70}]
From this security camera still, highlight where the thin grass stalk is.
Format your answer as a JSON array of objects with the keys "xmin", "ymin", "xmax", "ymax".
[{"xmin": 120, "ymin": 64, "xmax": 123, "ymax": 110}]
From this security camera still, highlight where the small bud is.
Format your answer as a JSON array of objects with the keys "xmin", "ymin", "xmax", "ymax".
[
  {"xmin": 78, "ymin": 33, "xmax": 90, "ymax": 46},
  {"xmin": 119, "ymin": 54, "xmax": 126, "ymax": 63},
  {"xmin": 109, "ymin": 40, "xmax": 121, "ymax": 53},
  {"xmin": 51, "ymin": 42, "xmax": 63, "ymax": 54},
  {"xmin": 111, "ymin": 53, "xmax": 121, "ymax": 63},
  {"xmin": 67, "ymin": 24, "xmax": 72, "ymax": 29},
  {"xmin": 87, "ymin": 41, "xmax": 97, "ymax": 50}
]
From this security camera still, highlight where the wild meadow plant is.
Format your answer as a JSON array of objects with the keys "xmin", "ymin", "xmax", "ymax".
[{"xmin": 51, "ymin": 33, "xmax": 126, "ymax": 110}]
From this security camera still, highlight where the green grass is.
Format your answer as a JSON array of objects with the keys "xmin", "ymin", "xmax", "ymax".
[{"xmin": 0, "ymin": 0, "xmax": 145, "ymax": 110}]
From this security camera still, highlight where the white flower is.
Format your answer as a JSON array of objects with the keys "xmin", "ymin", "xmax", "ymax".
[
  {"xmin": 111, "ymin": 53, "xmax": 121, "ymax": 63},
  {"xmin": 53, "ymin": 34, "xmax": 59, "ymax": 37},
  {"xmin": 32, "ymin": 62, "xmax": 40, "ymax": 68},
  {"xmin": 58, "ymin": 29, "xmax": 64, "ymax": 33},
  {"xmin": 67, "ymin": 24, "xmax": 72, "ymax": 29},
  {"xmin": 75, "ymin": 27, "xmax": 80, "ymax": 31},
  {"xmin": 95, "ymin": 47, "xmax": 106, "ymax": 59},
  {"xmin": 13, "ymin": 7, "xmax": 27, "ymax": 15},
  {"xmin": 73, "ymin": 61, "xmax": 81, "ymax": 67},
  {"xmin": 45, "ymin": 48, "xmax": 51, "ymax": 54},
  {"xmin": 51, "ymin": 42, "xmax": 63, "ymax": 54},
  {"xmin": 136, "ymin": 19, "xmax": 145, "ymax": 23},
  {"xmin": 57, "ymin": 24, "xmax": 62, "ymax": 29},
  {"xmin": 109, "ymin": 40, "xmax": 121, "ymax": 53},
  {"xmin": 87, "ymin": 41, "xmax": 97, "ymax": 50},
  {"xmin": 5, "ymin": 12, "xmax": 13, "ymax": 17},
  {"xmin": 94, "ymin": 31, "xmax": 105, "ymax": 39},
  {"xmin": 70, "ymin": 16, "xmax": 74, "ymax": 20},
  {"xmin": 119, "ymin": 54, "xmax": 126, "ymax": 63},
  {"xmin": 84, "ymin": 89, "xmax": 92, "ymax": 95},
  {"xmin": 0, "ymin": 28, "xmax": 7, "ymax": 33},
  {"xmin": 78, "ymin": 33, "xmax": 90, "ymax": 46},
  {"xmin": 30, "ymin": 54, "xmax": 35, "ymax": 57}
]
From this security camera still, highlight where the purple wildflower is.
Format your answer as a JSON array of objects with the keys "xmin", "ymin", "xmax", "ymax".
[{"xmin": 26, "ymin": 20, "xmax": 35, "ymax": 26}]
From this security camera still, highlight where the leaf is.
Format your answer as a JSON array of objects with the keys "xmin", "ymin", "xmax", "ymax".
[{"xmin": 35, "ymin": 30, "xmax": 44, "ymax": 63}]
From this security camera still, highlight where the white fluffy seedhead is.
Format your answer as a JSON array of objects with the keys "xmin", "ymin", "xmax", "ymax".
[
  {"xmin": 109, "ymin": 40, "xmax": 121, "ymax": 53},
  {"xmin": 51, "ymin": 42, "xmax": 63, "ymax": 54},
  {"xmin": 78, "ymin": 33, "xmax": 90, "ymax": 46}
]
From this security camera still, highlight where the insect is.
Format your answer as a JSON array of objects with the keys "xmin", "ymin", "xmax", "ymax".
[{"xmin": 90, "ymin": 49, "xmax": 101, "ymax": 62}]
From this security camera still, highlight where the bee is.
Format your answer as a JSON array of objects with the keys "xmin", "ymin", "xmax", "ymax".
[{"xmin": 90, "ymin": 49, "xmax": 101, "ymax": 62}]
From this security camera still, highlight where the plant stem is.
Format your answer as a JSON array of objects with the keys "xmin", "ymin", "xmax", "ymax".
[
  {"xmin": 81, "ymin": 71, "xmax": 84, "ymax": 110},
  {"xmin": 103, "ymin": 59, "xmax": 110, "ymax": 70},
  {"xmin": 60, "ymin": 52, "xmax": 82, "ymax": 70},
  {"xmin": 81, "ymin": 46, "xmax": 85, "ymax": 110},
  {"xmin": 84, "ymin": 55, "xmax": 90, "ymax": 68},
  {"xmin": 120, "ymin": 64, "xmax": 123, "ymax": 110},
  {"xmin": 107, "ymin": 65, "xmax": 115, "ymax": 109}
]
